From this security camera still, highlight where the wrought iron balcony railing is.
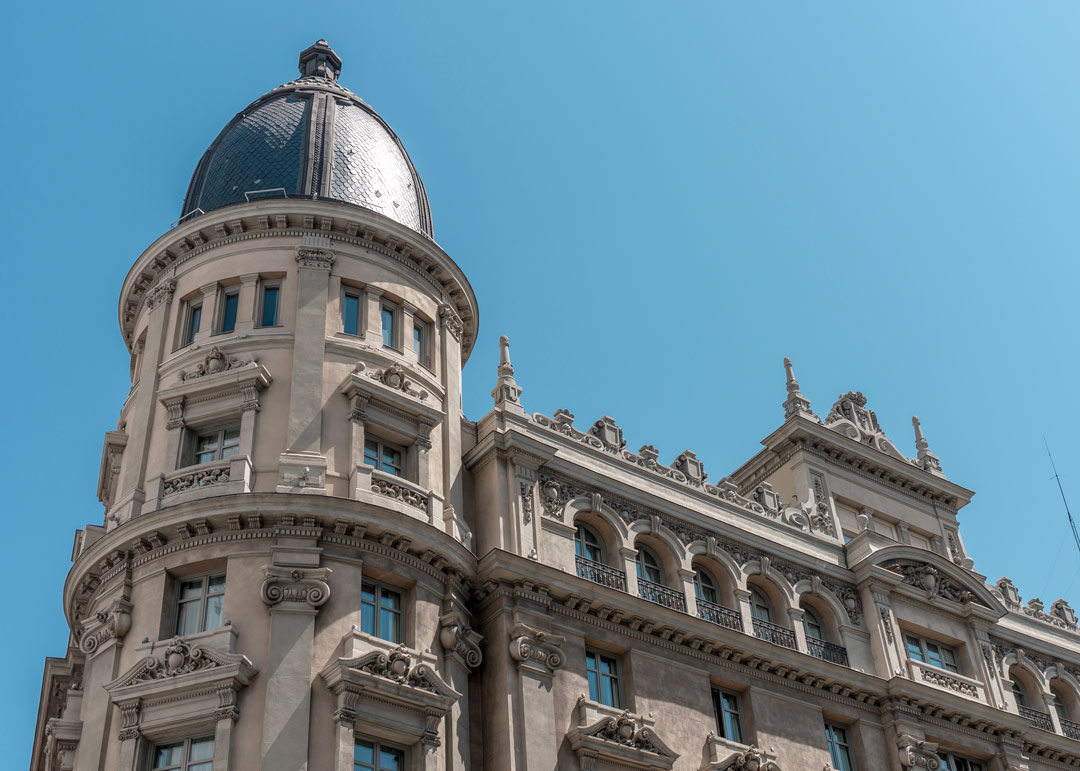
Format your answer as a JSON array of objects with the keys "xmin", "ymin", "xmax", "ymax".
[
  {"xmin": 1061, "ymin": 718, "xmax": 1080, "ymax": 741},
  {"xmin": 696, "ymin": 598, "xmax": 742, "ymax": 631},
  {"xmin": 575, "ymin": 556, "xmax": 627, "ymax": 592},
  {"xmin": 1020, "ymin": 706, "xmax": 1054, "ymax": 732},
  {"xmin": 752, "ymin": 618, "xmax": 797, "ymax": 650},
  {"xmin": 638, "ymin": 578, "xmax": 687, "ymax": 612},
  {"xmin": 806, "ymin": 637, "xmax": 849, "ymax": 667}
]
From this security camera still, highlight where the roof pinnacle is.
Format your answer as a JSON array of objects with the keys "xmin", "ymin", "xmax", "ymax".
[
  {"xmin": 492, "ymin": 335, "xmax": 524, "ymax": 413},
  {"xmin": 298, "ymin": 39, "xmax": 342, "ymax": 81},
  {"xmin": 782, "ymin": 357, "xmax": 815, "ymax": 420},
  {"xmin": 912, "ymin": 416, "xmax": 945, "ymax": 476}
]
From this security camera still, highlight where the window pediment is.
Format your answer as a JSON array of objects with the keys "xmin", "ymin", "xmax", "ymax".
[
  {"xmin": 342, "ymin": 365, "xmax": 444, "ymax": 436},
  {"xmin": 567, "ymin": 698, "xmax": 678, "ymax": 770},
  {"xmin": 159, "ymin": 359, "xmax": 271, "ymax": 423},
  {"xmin": 867, "ymin": 547, "xmax": 1003, "ymax": 613}
]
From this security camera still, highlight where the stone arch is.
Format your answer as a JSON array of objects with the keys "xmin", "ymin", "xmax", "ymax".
[
  {"xmin": 861, "ymin": 544, "xmax": 1006, "ymax": 613},
  {"xmin": 742, "ymin": 558, "xmax": 796, "ymax": 620},
  {"xmin": 793, "ymin": 578, "xmax": 850, "ymax": 642},
  {"xmin": 631, "ymin": 531, "xmax": 682, "ymax": 591},
  {"xmin": 1003, "ymin": 652, "xmax": 1049, "ymax": 712},
  {"xmin": 686, "ymin": 544, "xmax": 741, "ymax": 609},
  {"xmin": 1044, "ymin": 664, "xmax": 1080, "ymax": 723},
  {"xmin": 567, "ymin": 498, "xmax": 628, "ymax": 568}
]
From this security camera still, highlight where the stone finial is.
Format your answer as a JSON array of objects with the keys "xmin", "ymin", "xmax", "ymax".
[
  {"xmin": 491, "ymin": 335, "xmax": 524, "ymax": 412},
  {"xmin": 782, "ymin": 357, "xmax": 815, "ymax": 420},
  {"xmin": 911, "ymin": 416, "xmax": 944, "ymax": 476},
  {"xmin": 298, "ymin": 40, "xmax": 342, "ymax": 81}
]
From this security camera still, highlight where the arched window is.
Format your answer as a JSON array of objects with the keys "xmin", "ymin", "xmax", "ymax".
[
  {"xmin": 749, "ymin": 587, "xmax": 773, "ymax": 623},
  {"xmin": 575, "ymin": 524, "xmax": 604, "ymax": 563},
  {"xmin": 635, "ymin": 546, "xmax": 664, "ymax": 584},
  {"xmin": 1011, "ymin": 679, "xmax": 1028, "ymax": 709},
  {"xmin": 694, "ymin": 566, "xmax": 718, "ymax": 604},
  {"xmin": 1051, "ymin": 689, "xmax": 1070, "ymax": 725},
  {"xmin": 802, "ymin": 604, "xmax": 825, "ymax": 641}
]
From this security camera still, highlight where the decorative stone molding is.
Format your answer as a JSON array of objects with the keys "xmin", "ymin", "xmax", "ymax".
[
  {"xmin": 491, "ymin": 334, "xmax": 523, "ymax": 408},
  {"xmin": 782, "ymin": 357, "xmax": 815, "ymax": 420},
  {"xmin": 568, "ymin": 697, "xmax": 678, "ymax": 770},
  {"xmin": 590, "ymin": 416, "xmax": 627, "ymax": 453},
  {"xmin": 438, "ymin": 302, "xmax": 463, "ymax": 341},
  {"xmin": 260, "ymin": 566, "xmax": 332, "ymax": 611},
  {"xmin": 673, "ymin": 450, "xmax": 707, "ymax": 485},
  {"xmin": 145, "ymin": 279, "xmax": 176, "ymax": 310},
  {"xmin": 825, "ymin": 391, "xmax": 910, "ymax": 463},
  {"xmin": 97, "ymin": 430, "xmax": 127, "ymax": 509},
  {"xmin": 116, "ymin": 638, "xmax": 242, "ymax": 685},
  {"xmin": 508, "ymin": 623, "xmax": 565, "ymax": 677},
  {"xmin": 295, "ymin": 247, "xmax": 336, "ymax": 269},
  {"xmin": 361, "ymin": 362, "xmax": 429, "ymax": 400},
  {"xmin": 709, "ymin": 743, "xmax": 783, "ymax": 770},
  {"xmin": 161, "ymin": 460, "xmax": 231, "ymax": 496},
  {"xmin": 179, "ymin": 347, "xmax": 253, "ymax": 381},
  {"xmin": 919, "ymin": 667, "xmax": 978, "ymax": 697},
  {"xmin": 912, "ymin": 416, "xmax": 944, "ymax": 475},
  {"xmin": 806, "ymin": 471, "xmax": 836, "ymax": 537},
  {"xmin": 897, "ymin": 733, "xmax": 943, "ymax": 769},
  {"xmin": 78, "ymin": 598, "xmax": 132, "ymax": 655},
  {"xmin": 439, "ymin": 612, "xmax": 483, "ymax": 670},
  {"xmin": 883, "ymin": 560, "xmax": 982, "ymax": 606},
  {"xmin": 371, "ymin": 472, "xmax": 429, "ymax": 512}
]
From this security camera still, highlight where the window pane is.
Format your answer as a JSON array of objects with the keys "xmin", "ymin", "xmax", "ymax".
[
  {"xmin": 179, "ymin": 579, "xmax": 204, "ymax": 601},
  {"xmin": 586, "ymin": 668, "xmax": 600, "ymax": 702},
  {"xmin": 361, "ymin": 584, "xmax": 376, "ymax": 635},
  {"xmin": 940, "ymin": 647, "xmax": 958, "ymax": 672},
  {"xmin": 413, "ymin": 324, "xmax": 422, "ymax": 354},
  {"xmin": 380, "ymin": 608, "xmax": 401, "ymax": 642},
  {"xmin": 221, "ymin": 292, "xmax": 239, "ymax": 333},
  {"xmin": 379, "ymin": 747, "xmax": 403, "ymax": 771},
  {"xmin": 176, "ymin": 600, "xmax": 200, "ymax": 636},
  {"xmin": 187, "ymin": 305, "xmax": 202, "ymax": 344},
  {"xmin": 354, "ymin": 739, "xmax": 375, "ymax": 767},
  {"xmin": 204, "ymin": 592, "xmax": 223, "ymax": 631},
  {"xmin": 208, "ymin": 574, "xmax": 226, "ymax": 594},
  {"xmin": 364, "ymin": 439, "xmax": 380, "ymax": 468},
  {"xmin": 343, "ymin": 293, "xmax": 360, "ymax": 335},
  {"xmin": 381, "ymin": 307, "xmax": 394, "ymax": 347},
  {"xmin": 601, "ymin": 674, "xmax": 616, "ymax": 707},
  {"xmin": 153, "ymin": 742, "xmax": 183, "ymax": 769},
  {"xmin": 905, "ymin": 636, "xmax": 925, "ymax": 662},
  {"xmin": 261, "ymin": 286, "xmax": 279, "ymax": 327},
  {"xmin": 189, "ymin": 737, "xmax": 215, "ymax": 761}
]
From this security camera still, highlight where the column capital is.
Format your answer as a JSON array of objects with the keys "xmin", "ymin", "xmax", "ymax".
[
  {"xmin": 145, "ymin": 279, "xmax": 177, "ymax": 311},
  {"xmin": 509, "ymin": 623, "xmax": 565, "ymax": 677},
  {"xmin": 260, "ymin": 566, "xmax": 332, "ymax": 612},
  {"xmin": 295, "ymin": 248, "xmax": 336, "ymax": 270},
  {"xmin": 439, "ymin": 612, "xmax": 484, "ymax": 671}
]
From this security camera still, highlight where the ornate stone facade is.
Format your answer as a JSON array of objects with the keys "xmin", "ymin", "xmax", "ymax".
[{"xmin": 29, "ymin": 39, "xmax": 1080, "ymax": 771}]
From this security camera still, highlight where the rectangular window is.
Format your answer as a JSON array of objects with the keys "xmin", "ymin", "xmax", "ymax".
[
  {"xmin": 175, "ymin": 573, "xmax": 226, "ymax": 636},
  {"xmin": 712, "ymin": 688, "xmax": 743, "ymax": 743},
  {"xmin": 381, "ymin": 305, "xmax": 395, "ymax": 348},
  {"xmin": 188, "ymin": 426, "xmax": 241, "ymax": 466},
  {"xmin": 360, "ymin": 582, "xmax": 402, "ymax": 643},
  {"xmin": 905, "ymin": 634, "xmax": 959, "ymax": 673},
  {"xmin": 824, "ymin": 722, "xmax": 855, "ymax": 771},
  {"xmin": 585, "ymin": 649, "xmax": 622, "ymax": 708},
  {"xmin": 354, "ymin": 739, "xmax": 404, "ymax": 771},
  {"xmin": 364, "ymin": 437, "xmax": 404, "ymax": 477},
  {"xmin": 343, "ymin": 290, "xmax": 362, "ymax": 336},
  {"xmin": 413, "ymin": 319, "xmax": 429, "ymax": 367},
  {"xmin": 219, "ymin": 290, "xmax": 239, "ymax": 333},
  {"xmin": 941, "ymin": 754, "xmax": 985, "ymax": 771},
  {"xmin": 259, "ymin": 283, "xmax": 281, "ymax": 327},
  {"xmin": 152, "ymin": 736, "xmax": 215, "ymax": 771},
  {"xmin": 182, "ymin": 302, "xmax": 202, "ymax": 346}
]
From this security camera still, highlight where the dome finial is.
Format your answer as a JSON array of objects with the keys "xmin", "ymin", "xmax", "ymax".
[{"xmin": 298, "ymin": 39, "xmax": 342, "ymax": 81}]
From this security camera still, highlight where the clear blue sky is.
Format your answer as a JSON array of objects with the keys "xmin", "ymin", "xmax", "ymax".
[{"xmin": 4, "ymin": 1, "xmax": 1080, "ymax": 763}]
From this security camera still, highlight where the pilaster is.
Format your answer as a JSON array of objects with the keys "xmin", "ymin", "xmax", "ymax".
[
  {"xmin": 439, "ymin": 611, "xmax": 483, "ymax": 771},
  {"xmin": 506, "ymin": 622, "xmax": 565, "ymax": 771}
]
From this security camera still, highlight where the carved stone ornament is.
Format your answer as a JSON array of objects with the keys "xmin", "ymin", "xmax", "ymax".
[
  {"xmin": 722, "ymin": 744, "xmax": 782, "ymax": 771},
  {"xmin": 180, "ymin": 347, "xmax": 253, "ymax": 381},
  {"xmin": 884, "ymin": 560, "xmax": 981, "ymax": 606},
  {"xmin": 520, "ymin": 480, "xmax": 534, "ymax": 524},
  {"xmin": 589, "ymin": 416, "xmax": 627, "ymax": 453},
  {"xmin": 568, "ymin": 700, "xmax": 678, "ymax": 771},
  {"xmin": 508, "ymin": 623, "xmax": 565, "ymax": 676},
  {"xmin": 782, "ymin": 356, "xmax": 815, "ymax": 420},
  {"xmin": 367, "ymin": 362, "xmax": 427, "ymax": 399},
  {"xmin": 260, "ymin": 566, "xmax": 332, "ymax": 610},
  {"xmin": 897, "ymin": 733, "xmax": 943, "ymax": 769},
  {"xmin": 125, "ymin": 638, "xmax": 226, "ymax": 683},
  {"xmin": 145, "ymin": 279, "xmax": 177, "ymax": 310},
  {"xmin": 79, "ymin": 598, "xmax": 132, "ymax": 654},
  {"xmin": 354, "ymin": 645, "xmax": 446, "ymax": 692},
  {"xmin": 824, "ymin": 391, "xmax": 910, "ymax": 462},
  {"xmin": 439, "ymin": 612, "xmax": 483, "ymax": 670},
  {"xmin": 438, "ymin": 303, "xmax": 463, "ymax": 341},
  {"xmin": 295, "ymin": 247, "xmax": 336, "ymax": 269}
]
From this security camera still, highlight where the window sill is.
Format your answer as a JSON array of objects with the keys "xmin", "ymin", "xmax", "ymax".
[{"xmin": 907, "ymin": 659, "xmax": 985, "ymax": 701}]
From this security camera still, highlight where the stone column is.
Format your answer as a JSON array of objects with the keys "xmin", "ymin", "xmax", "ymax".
[
  {"xmin": 212, "ymin": 685, "xmax": 239, "ymax": 771},
  {"xmin": 439, "ymin": 612, "xmax": 483, "ymax": 771},
  {"xmin": 363, "ymin": 285, "xmax": 385, "ymax": 345},
  {"xmin": 438, "ymin": 304, "xmax": 465, "ymax": 519},
  {"xmin": 735, "ymin": 588, "xmax": 754, "ymax": 635},
  {"xmin": 194, "ymin": 282, "xmax": 219, "ymax": 341},
  {"xmin": 863, "ymin": 586, "xmax": 905, "ymax": 679},
  {"xmin": 113, "ymin": 279, "xmax": 175, "ymax": 524},
  {"xmin": 278, "ymin": 243, "xmax": 334, "ymax": 493},
  {"xmin": 234, "ymin": 273, "xmax": 260, "ymax": 332},
  {"xmin": 507, "ymin": 623, "xmax": 565, "ymax": 771},
  {"xmin": 259, "ymin": 537, "xmax": 332, "ymax": 771},
  {"xmin": 621, "ymin": 546, "xmax": 639, "ymax": 600}
]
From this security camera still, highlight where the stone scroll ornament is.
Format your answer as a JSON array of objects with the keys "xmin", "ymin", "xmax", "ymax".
[
  {"xmin": 897, "ymin": 734, "xmax": 942, "ymax": 769},
  {"xmin": 726, "ymin": 745, "xmax": 782, "ymax": 770},
  {"xmin": 260, "ymin": 566, "xmax": 332, "ymax": 610}
]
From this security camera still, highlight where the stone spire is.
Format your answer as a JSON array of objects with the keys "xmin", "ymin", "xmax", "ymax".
[
  {"xmin": 782, "ymin": 357, "xmax": 815, "ymax": 420},
  {"xmin": 912, "ymin": 416, "xmax": 944, "ymax": 476},
  {"xmin": 492, "ymin": 335, "xmax": 524, "ymax": 413}
]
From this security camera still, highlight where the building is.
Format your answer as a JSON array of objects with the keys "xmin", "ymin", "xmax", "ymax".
[{"xmin": 29, "ymin": 39, "xmax": 1080, "ymax": 771}]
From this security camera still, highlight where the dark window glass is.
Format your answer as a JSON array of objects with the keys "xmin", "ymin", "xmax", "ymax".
[
  {"xmin": 803, "ymin": 606, "xmax": 825, "ymax": 640},
  {"xmin": 575, "ymin": 525, "xmax": 604, "ymax": 563},
  {"xmin": 712, "ymin": 688, "xmax": 743, "ymax": 743},
  {"xmin": 381, "ymin": 306, "xmax": 395, "ymax": 347},
  {"xmin": 183, "ymin": 304, "xmax": 202, "ymax": 346},
  {"xmin": 152, "ymin": 736, "xmax": 214, "ymax": 771},
  {"xmin": 695, "ymin": 568, "xmax": 718, "ymax": 604},
  {"xmin": 360, "ymin": 583, "xmax": 402, "ymax": 643},
  {"xmin": 635, "ymin": 546, "xmax": 663, "ymax": 584},
  {"xmin": 585, "ymin": 650, "xmax": 621, "ymax": 708},
  {"xmin": 221, "ymin": 292, "xmax": 239, "ymax": 333},
  {"xmin": 364, "ymin": 438, "xmax": 403, "ymax": 477},
  {"xmin": 354, "ymin": 739, "xmax": 403, "ymax": 771},
  {"xmin": 343, "ymin": 292, "xmax": 361, "ymax": 335},
  {"xmin": 261, "ymin": 285, "xmax": 280, "ymax": 327},
  {"xmin": 175, "ymin": 573, "xmax": 226, "ymax": 636},
  {"xmin": 749, "ymin": 588, "xmax": 772, "ymax": 622}
]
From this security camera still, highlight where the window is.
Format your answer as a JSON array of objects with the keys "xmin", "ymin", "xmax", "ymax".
[
  {"xmin": 803, "ymin": 605, "xmax": 825, "ymax": 641},
  {"xmin": 575, "ymin": 524, "xmax": 604, "ymax": 563},
  {"xmin": 175, "ymin": 573, "xmax": 225, "ymax": 636},
  {"xmin": 695, "ymin": 567, "xmax": 719, "ymax": 604},
  {"xmin": 1011, "ymin": 679, "xmax": 1028, "ymax": 709},
  {"xmin": 182, "ymin": 302, "xmax": 202, "ymax": 346},
  {"xmin": 184, "ymin": 426, "xmax": 241, "ymax": 467},
  {"xmin": 343, "ymin": 289, "xmax": 362, "ymax": 336},
  {"xmin": 364, "ymin": 437, "xmax": 404, "ymax": 477},
  {"xmin": 940, "ymin": 753, "xmax": 985, "ymax": 771},
  {"xmin": 1051, "ymin": 689, "xmax": 1070, "ymax": 723},
  {"xmin": 904, "ymin": 634, "xmax": 959, "ymax": 673},
  {"xmin": 152, "ymin": 737, "xmax": 214, "ymax": 771},
  {"xmin": 712, "ymin": 688, "xmax": 743, "ymax": 743},
  {"xmin": 635, "ymin": 546, "xmax": 664, "ymax": 584},
  {"xmin": 354, "ymin": 739, "xmax": 404, "ymax": 771},
  {"xmin": 413, "ymin": 318, "xmax": 429, "ymax": 367},
  {"xmin": 381, "ymin": 304, "xmax": 396, "ymax": 348},
  {"xmin": 218, "ymin": 289, "xmax": 239, "ymax": 334},
  {"xmin": 585, "ymin": 649, "xmax": 622, "ymax": 708},
  {"xmin": 749, "ymin": 587, "xmax": 773, "ymax": 623},
  {"xmin": 259, "ymin": 282, "xmax": 280, "ymax": 327},
  {"xmin": 824, "ymin": 722, "xmax": 855, "ymax": 771},
  {"xmin": 361, "ymin": 582, "xmax": 402, "ymax": 643}
]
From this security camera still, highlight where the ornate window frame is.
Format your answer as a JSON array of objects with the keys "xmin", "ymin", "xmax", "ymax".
[
  {"xmin": 145, "ymin": 351, "xmax": 271, "ymax": 514},
  {"xmin": 566, "ymin": 695, "xmax": 678, "ymax": 770}
]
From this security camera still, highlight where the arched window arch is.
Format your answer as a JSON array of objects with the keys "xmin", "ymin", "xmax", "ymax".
[
  {"xmin": 635, "ymin": 545, "xmax": 664, "ymax": 585},
  {"xmin": 749, "ymin": 587, "xmax": 773, "ymax": 623},
  {"xmin": 694, "ymin": 566, "xmax": 718, "ymax": 604},
  {"xmin": 575, "ymin": 523, "xmax": 604, "ymax": 564}
]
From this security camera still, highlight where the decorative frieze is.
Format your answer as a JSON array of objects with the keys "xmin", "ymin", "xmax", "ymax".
[
  {"xmin": 371, "ymin": 476, "xmax": 428, "ymax": 511},
  {"xmin": 883, "ymin": 560, "xmax": 982, "ymax": 606},
  {"xmin": 919, "ymin": 668, "xmax": 978, "ymax": 698},
  {"xmin": 161, "ymin": 461, "xmax": 231, "ymax": 497},
  {"xmin": 260, "ymin": 566, "xmax": 332, "ymax": 610},
  {"xmin": 144, "ymin": 279, "xmax": 176, "ymax": 311},
  {"xmin": 438, "ymin": 303, "xmax": 463, "ymax": 341},
  {"xmin": 179, "ymin": 347, "xmax": 253, "ymax": 381}
]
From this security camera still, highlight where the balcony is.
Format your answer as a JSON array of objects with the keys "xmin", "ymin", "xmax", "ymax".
[
  {"xmin": 638, "ymin": 578, "xmax": 687, "ymax": 612},
  {"xmin": 696, "ymin": 598, "xmax": 743, "ymax": 631},
  {"xmin": 1061, "ymin": 718, "xmax": 1080, "ymax": 741},
  {"xmin": 575, "ymin": 556, "xmax": 627, "ymax": 592},
  {"xmin": 806, "ymin": 637, "xmax": 849, "ymax": 667},
  {"xmin": 1020, "ymin": 706, "xmax": 1054, "ymax": 732},
  {"xmin": 752, "ymin": 618, "xmax": 797, "ymax": 650}
]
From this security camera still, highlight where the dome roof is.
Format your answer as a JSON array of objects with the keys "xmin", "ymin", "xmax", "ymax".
[{"xmin": 181, "ymin": 41, "xmax": 433, "ymax": 237}]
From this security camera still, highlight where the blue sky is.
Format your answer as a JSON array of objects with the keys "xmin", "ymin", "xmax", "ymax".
[{"xmin": 4, "ymin": 1, "xmax": 1080, "ymax": 763}]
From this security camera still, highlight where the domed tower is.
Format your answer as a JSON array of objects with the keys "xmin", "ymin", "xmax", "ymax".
[{"xmin": 33, "ymin": 41, "xmax": 481, "ymax": 771}]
